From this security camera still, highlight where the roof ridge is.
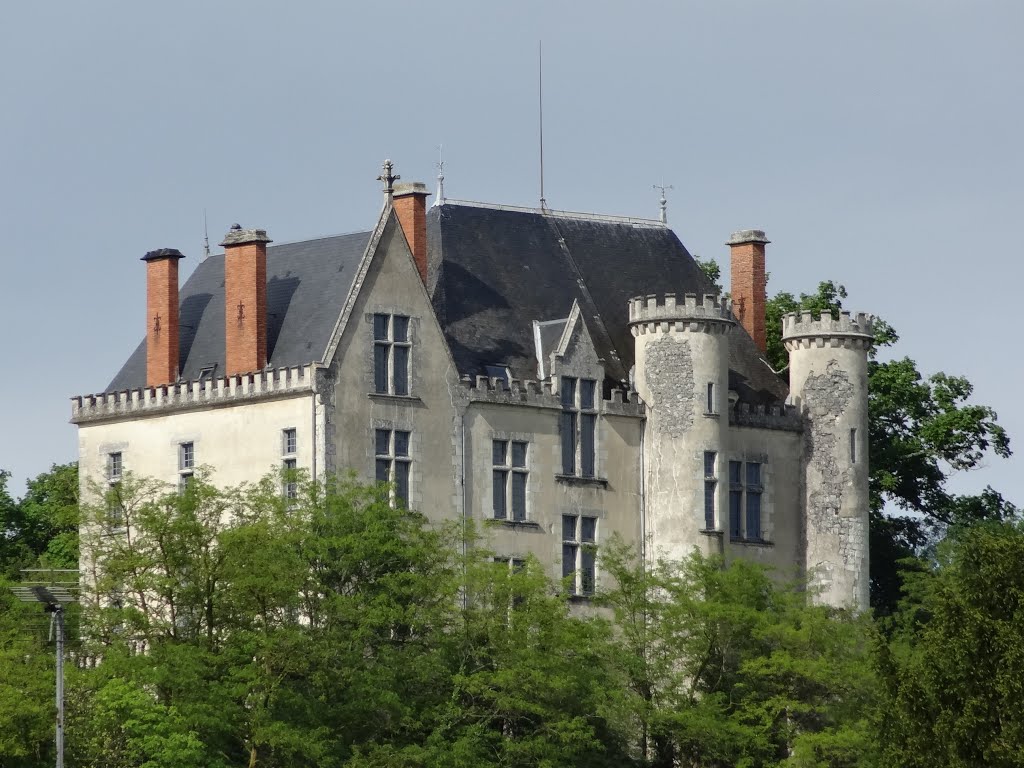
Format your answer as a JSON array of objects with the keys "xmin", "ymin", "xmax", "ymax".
[{"xmin": 439, "ymin": 198, "xmax": 665, "ymax": 228}]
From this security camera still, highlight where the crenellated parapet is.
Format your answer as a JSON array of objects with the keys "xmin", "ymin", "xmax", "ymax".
[
  {"xmin": 71, "ymin": 364, "xmax": 318, "ymax": 424},
  {"xmin": 628, "ymin": 293, "xmax": 734, "ymax": 336},
  {"xmin": 730, "ymin": 401, "xmax": 803, "ymax": 432},
  {"xmin": 782, "ymin": 310, "xmax": 874, "ymax": 351},
  {"xmin": 460, "ymin": 375, "xmax": 643, "ymax": 417}
]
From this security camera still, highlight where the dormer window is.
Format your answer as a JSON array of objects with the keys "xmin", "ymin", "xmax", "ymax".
[{"xmin": 560, "ymin": 377, "xmax": 597, "ymax": 478}]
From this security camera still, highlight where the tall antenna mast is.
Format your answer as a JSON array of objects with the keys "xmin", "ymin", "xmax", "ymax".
[
  {"xmin": 538, "ymin": 40, "xmax": 547, "ymax": 211},
  {"xmin": 203, "ymin": 209, "xmax": 211, "ymax": 259}
]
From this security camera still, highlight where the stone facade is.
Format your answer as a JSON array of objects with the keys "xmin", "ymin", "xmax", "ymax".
[{"xmin": 72, "ymin": 201, "xmax": 873, "ymax": 611}]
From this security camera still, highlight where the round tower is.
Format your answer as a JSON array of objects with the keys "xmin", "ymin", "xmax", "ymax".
[
  {"xmin": 630, "ymin": 293, "xmax": 733, "ymax": 563},
  {"xmin": 783, "ymin": 310, "xmax": 873, "ymax": 610}
]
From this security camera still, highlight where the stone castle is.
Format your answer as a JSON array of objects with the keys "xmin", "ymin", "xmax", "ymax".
[{"xmin": 71, "ymin": 162, "xmax": 872, "ymax": 609}]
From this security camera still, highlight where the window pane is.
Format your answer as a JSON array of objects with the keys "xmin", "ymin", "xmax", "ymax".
[
  {"xmin": 562, "ymin": 514, "xmax": 577, "ymax": 541},
  {"xmin": 580, "ymin": 379, "xmax": 596, "ymax": 410},
  {"xmin": 560, "ymin": 412, "xmax": 576, "ymax": 474},
  {"xmin": 284, "ymin": 458, "xmax": 297, "ymax": 471},
  {"xmin": 492, "ymin": 439, "xmax": 507, "ymax": 466},
  {"xmin": 707, "ymin": 382, "xmax": 715, "ymax": 413},
  {"xmin": 108, "ymin": 452, "xmax": 122, "ymax": 479},
  {"xmin": 180, "ymin": 443, "xmax": 194, "ymax": 470},
  {"xmin": 581, "ymin": 548, "xmax": 596, "ymax": 595},
  {"xmin": 746, "ymin": 462, "xmax": 761, "ymax": 487},
  {"xmin": 284, "ymin": 429, "xmax": 297, "ymax": 454},
  {"xmin": 375, "ymin": 459, "xmax": 390, "ymax": 483},
  {"xmin": 562, "ymin": 543, "xmax": 578, "ymax": 589},
  {"xmin": 704, "ymin": 481, "xmax": 716, "ymax": 529},
  {"xmin": 393, "ymin": 346, "xmax": 409, "ymax": 395},
  {"xmin": 850, "ymin": 428, "xmax": 857, "ymax": 463},
  {"xmin": 747, "ymin": 492, "xmax": 762, "ymax": 540},
  {"xmin": 373, "ymin": 344, "xmax": 389, "ymax": 393},
  {"xmin": 561, "ymin": 377, "xmax": 577, "ymax": 408},
  {"xmin": 373, "ymin": 313, "xmax": 389, "ymax": 340},
  {"xmin": 394, "ymin": 431, "xmax": 410, "ymax": 457},
  {"xmin": 581, "ymin": 414, "xmax": 596, "ymax": 477},
  {"xmin": 395, "ymin": 461, "xmax": 410, "ymax": 506},
  {"xmin": 580, "ymin": 516, "xmax": 596, "ymax": 544},
  {"xmin": 729, "ymin": 490, "xmax": 743, "ymax": 539},
  {"xmin": 704, "ymin": 451, "xmax": 716, "ymax": 478},
  {"xmin": 375, "ymin": 429, "xmax": 390, "ymax": 456},
  {"xmin": 511, "ymin": 441, "xmax": 527, "ymax": 468},
  {"xmin": 511, "ymin": 472, "xmax": 527, "ymax": 521},
  {"xmin": 729, "ymin": 460, "xmax": 742, "ymax": 485},
  {"xmin": 392, "ymin": 315, "xmax": 409, "ymax": 342},
  {"xmin": 492, "ymin": 470, "xmax": 508, "ymax": 519}
]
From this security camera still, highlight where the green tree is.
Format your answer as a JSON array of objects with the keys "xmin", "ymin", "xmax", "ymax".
[
  {"xmin": 600, "ymin": 541, "xmax": 879, "ymax": 768},
  {"xmin": 876, "ymin": 521, "xmax": 1024, "ymax": 767}
]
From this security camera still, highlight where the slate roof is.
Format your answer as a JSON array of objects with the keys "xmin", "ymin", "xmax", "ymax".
[
  {"xmin": 107, "ymin": 231, "xmax": 371, "ymax": 391},
  {"xmin": 426, "ymin": 201, "xmax": 788, "ymax": 405}
]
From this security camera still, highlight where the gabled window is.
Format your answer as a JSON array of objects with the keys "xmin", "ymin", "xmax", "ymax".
[
  {"xmin": 492, "ymin": 440, "xmax": 528, "ymax": 521},
  {"xmin": 562, "ymin": 514, "xmax": 597, "ymax": 596},
  {"xmin": 560, "ymin": 377, "xmax": 597, "ymax": 478},
  {"xmin": 375, "ymin": 428, "xmax": 411, "ymax": 507},
  {"xmin": 729, "ymin": 460, "xmax": 764, "ymax": 541},
  {"xmin": 373, "ymin": 314, "xmax": 411, "ymax": 396}
]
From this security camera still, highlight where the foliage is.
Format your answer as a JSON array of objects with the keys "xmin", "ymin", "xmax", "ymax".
[
  {"xmin": 694, "ymin": 254, "xmax": 723, "ymax": 293},
  {"xmin": 876, "ymin": 521, "xmax": 1024, "ymax": 767},
  {"xmin": 600, "ymin": 540, "xmax": 879, "ymax": 768}
]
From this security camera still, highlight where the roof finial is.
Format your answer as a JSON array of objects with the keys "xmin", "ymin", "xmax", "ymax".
[
  {"xmin": 653, "ymin": 182, "xmax": 673, "ymax": 225},
  {"xmin": 377, "ymin": 159, "xmax": 400, "ymax": 201},
  {"xmin": 435, "ymin": 144, "xmax": 445, "ymax": 206}
]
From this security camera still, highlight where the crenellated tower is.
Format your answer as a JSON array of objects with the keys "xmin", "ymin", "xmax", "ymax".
[
  {"xmin": 630, "ymin": 293, "xmax": 733, "ymax": 563},
  {"xmin": 783, "ymin": 310, "xmax": 873, "ymax": 610}
]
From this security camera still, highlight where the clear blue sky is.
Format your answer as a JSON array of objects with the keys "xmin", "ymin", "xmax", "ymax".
[{"xmin": 2, "ymin": 1, "xmax": 1021, "ymax": 506}]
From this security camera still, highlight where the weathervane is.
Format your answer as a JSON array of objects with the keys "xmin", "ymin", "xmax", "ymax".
[
  {"xmin": 653, "ymin": 182, "xmax": 674, "ymax": 224},
  {"xmin": 377, "ymin": 159, "xmax": 400, "ymax": 200},
  {"xmin": 435, "ymin": 145, "xmax": 445, "ymax": 205}
]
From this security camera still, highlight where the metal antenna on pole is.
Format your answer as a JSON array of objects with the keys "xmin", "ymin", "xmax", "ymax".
[
  {"xmin": 11, "ymin": 570, "xmax": 79, "ymax": 768},
  {"xmin": 653, "ymin": 182, "xmax": 674, "ymax": 225},
  {"xmin": 538, "ymin": 41, "xmax": 547, "ymax": 211},
  {"xmin": 203, "ymin": 209, "xmax": 211, "ymax": 259}
]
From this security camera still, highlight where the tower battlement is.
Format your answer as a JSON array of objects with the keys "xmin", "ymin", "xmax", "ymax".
[
  {"xmin": 782, "ymin": 310, "xmax": 874, "ymax": 350},
  {"xmin": 628, "ymin": 293, "xmax": 733, "ymax": 335}
]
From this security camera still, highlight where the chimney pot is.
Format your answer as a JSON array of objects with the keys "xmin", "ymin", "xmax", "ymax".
[
  {"xmin": 142, "ymin": 248, "xmax": 185, "ymax": 386},
  {"xmin": 393, "ymin": 182, "xmax": 431, "ymax": 284},
  {"xmin": 728, "ymin": 229, "xmax": 769, "ymax": 354},
  {"xmin": 223, "ymin": 224, "xmax": 271, "ymax": 375}
]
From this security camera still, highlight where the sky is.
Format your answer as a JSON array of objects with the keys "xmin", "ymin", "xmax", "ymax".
[{"xmin": 1, "ymin": 1, "xmax": 1021, "ymax": 505}]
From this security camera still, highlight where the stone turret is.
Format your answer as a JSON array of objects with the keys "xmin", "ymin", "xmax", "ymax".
[
  {"xmin": 783, "ymin": 310, "xmax": 873, "ymax": 610},
  {"xmin": 630, "ymin": 293, "xmax": 733, "ymax": 563}
]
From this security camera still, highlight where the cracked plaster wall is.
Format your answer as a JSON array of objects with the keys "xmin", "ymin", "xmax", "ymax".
[
  {"xmin": 793, "ymin": 354, "xmax": 869, "ymax": 609},
  {"xmin": 636, "ymin": 330, "xmax": 728, "ymax": 563}
]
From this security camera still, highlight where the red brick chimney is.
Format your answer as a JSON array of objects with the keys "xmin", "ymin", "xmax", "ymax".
[
  {"xmin": 221, "ymin": 224, "xmax": 272, "ymax": 376},
  {"xmin": 728, "ymin": 229, "xmax": 770, "ymax": 354},
  {"xmin": 393, "ymin": 182, "xmax": 430, "ymax": 282},
  {"xmin": 141, "ymin": 248, "xmax": 185, "ymax": 387}
]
